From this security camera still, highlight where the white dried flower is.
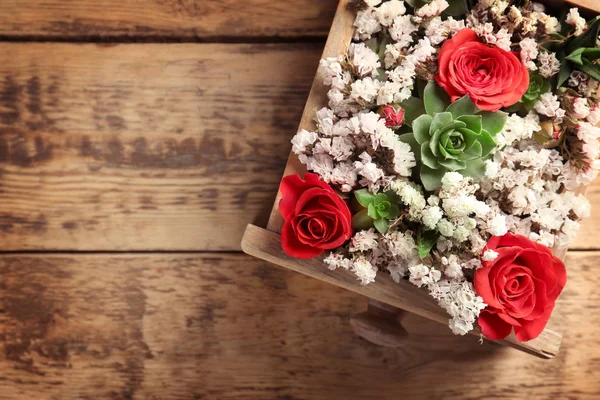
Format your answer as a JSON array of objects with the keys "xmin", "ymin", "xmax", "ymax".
[
  {"xmin": 566, "ymin": 8, "xmax": 586, "ymax": 36},
  {"xmin": 483, "ymin": 249, "xmax": 499, "ymax": 261}
]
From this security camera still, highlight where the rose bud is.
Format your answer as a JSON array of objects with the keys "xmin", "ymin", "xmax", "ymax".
[{"xmin": 377, "ymin": 104, "xmax": 405, "ymax": 128}]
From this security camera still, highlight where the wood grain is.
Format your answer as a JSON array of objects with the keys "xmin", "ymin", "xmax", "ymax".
[
  {"xmin": 0, "ymin": 0, "xmax": 338, "ymax": 40},
  {"xmin": 1, "ymin": 42, "xmax": 600, "ymax": 252},
  {"xmin": 0, "ymin": 252, "xmax": 597, "ymax": 399},
  {"xmin": 267, "ymin": 0, "xmax": 353, "ymax": 233},
  {"xmin": 242, "ymin": 224, "xmax": 562, "ymax": 358},
  {"xmin": 0, "ymin": 43, "xmax": 322, "ymax": 251}
]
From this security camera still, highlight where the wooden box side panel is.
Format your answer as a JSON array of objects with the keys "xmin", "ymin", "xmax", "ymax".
[
  {"xmin": 242, "ymin": 224, "xmax": 562, "ymax": 358},
  {"xmin": 266, "ymin": 0, "xmax": 355, "ymax": 233}
]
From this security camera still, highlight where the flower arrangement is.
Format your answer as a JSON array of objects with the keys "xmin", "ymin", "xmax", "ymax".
[{"xmin": 281, "ymin": 0, "xmax": 600, "ymax": 342}]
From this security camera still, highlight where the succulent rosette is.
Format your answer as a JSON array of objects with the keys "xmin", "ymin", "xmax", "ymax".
[{"xmin": 401, "ymin": 81, "xmax": 507, "ymax": 191}]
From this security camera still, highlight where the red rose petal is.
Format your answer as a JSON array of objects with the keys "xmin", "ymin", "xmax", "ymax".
[
  {"xmin": 280, "ymin": 218, "xmax": 323, "ymax": 259},
  {"xmin": 478, "ymin": 310, "xmax": 513, "ymax": 340}
]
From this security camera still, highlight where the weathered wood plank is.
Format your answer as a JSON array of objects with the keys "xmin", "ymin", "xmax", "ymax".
[
  {"xmin": 0, "ymin": 42, "xmax": 600, "ymax": 251},
  {"xmin": 242, "ymin": 224, "xmax": 562, "ymax": 358},
  {"xmin": 0, "ymin": 252, "xmax": 597, "ymax": 399},
  {"xmin": 0, "ymin": 43, "xmax": 322, "ymax": 250},
  {"xmin": 0, "ymin": 0, "xmax": 338, "ymax": 40}
]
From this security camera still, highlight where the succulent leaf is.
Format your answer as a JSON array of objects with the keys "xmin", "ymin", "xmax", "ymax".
[
  {"xmin": 354, "ymin": 189, "xmax": 375, "ymax": 208},
  {"xmin": 424, "ymin": 80, "xmax": 451, "ymax": 115},
  {"xmin": 447, "ymin": 95, "xmax": 478, "ymax": 119},
  {"xmin": 373, "ymin": 218, "xmax": 389, "ymax": 234}
]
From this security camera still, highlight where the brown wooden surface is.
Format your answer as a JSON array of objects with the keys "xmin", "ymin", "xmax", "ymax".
[
  {"xmin": 0, "ymin": 252, "xmax": 598, "ymax": 399},
  {"xmin": 0, "ymin": 41, "xmax": 599, "ymax": 251},
  {"xmin": 0, "ymin": 43, "xmax": 321, "ymax": 250},
  {"xmin": 242, "ymin": 224, "xmax": 562, "ymax": 358},
  {"xmin": 0, "ymin": 0, "xmax": 599, "ymax": 398},
  {"xmin": 0, "ymin": 0, "xmax": 338, "ymax": 40}
]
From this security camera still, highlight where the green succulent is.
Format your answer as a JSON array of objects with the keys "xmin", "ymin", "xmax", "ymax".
[
  {"xmin": 400, "ymin": 81, "xmax": 507, "ymax": 191},
  {"xmin": 519, "ymin": 73, "xmax": 551, "ymax": 111},
  {"xmin": 352, "ymin": 189, "xmax": 400, "ymax": 234}
]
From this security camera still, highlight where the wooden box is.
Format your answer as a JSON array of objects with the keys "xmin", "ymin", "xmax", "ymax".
[{"xmin": 242, "ymin": 0, "xmax": 600, "ymax": 359}]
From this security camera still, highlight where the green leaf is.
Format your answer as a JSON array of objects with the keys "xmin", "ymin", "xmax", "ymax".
[
  {"xmin": 384, "ymin": 190, "xmax": 399, "ymax": 204},
  {"xmin": 557, "ymin": 55, "xmax": 573, "ymax": 88},
  {"xmin": 479, "ymin": 111, "xmax": 507, "ymax": 136},
  {"xmin": 383, "ymin": 204, "xmax": 400, "ymax": 219},
  {"xmin": 566, "ymin": 47, "xmax": 600, "ymax": 66},
  {"xmin": 567, "ymin": 16, "xmax": 600, "ymax": 54},
  {"xmin": 577, "ymin": 62, "xmax": 600, "ymax": 82},
  {"xmin": 400, "ymin": 97, "xmax": 426, "ymax": 127},
  {"xmin": 479, "ymin": 129, "xmax": 496, "ymax": 157},
  {"xmin": 443, "ymin": 0, "xmax": 468, "ymax": 17},
  {"xmin": 373, "ymin": 218, "xmax": 389, "ymax": 234},
  {"xmin": 413, "ymin": 114, "xmax": 434, "ymax": 144},
  {"xmin": 405, "ymin": 0, "xmax": 430, "ymax": 8},
  {"xmin": 417, "ymin": 229, "xmax": 439, "ymax": 259},
  {"xmin": 352, "ymin": 209, "xmax": 374, "ymax": 231},
  {"xmin": 446, "ymin": 95, "xmax": 478, "ymax": 119},
  {"xmin": 424, "ymin": 80, "xmax": 451, "ymax": 116},
  {"xmin": 354, "ymin": 189, "xmax": 375, "ymax": 208},
  {"xmin": 367, "ymin": 202, "xmax": 378, "ymax": 219},
  {"xmin": 420, "ymin": 165, "xmax": 447, "ymax": 191},
  {"xmin": 461, "ymin": 158, "xmax": 486, "ymax": 180},
  {"xmin": 421, "ymin": 142, "xmax": 438, "ymax": 169}
]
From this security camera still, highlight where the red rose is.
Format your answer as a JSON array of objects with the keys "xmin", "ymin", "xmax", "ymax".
[
  {"xmin": 474, "ymin": 234, "xmax": 566, "ymax": 342},
  {"xmin": 378, "ymin": 104, "xmax": 405, "ymax": 128},
  {"xmin": 435, "ymin": 28, "xmax": 529, "ymax": 112},
  {"xmin": 279, "ymin": 173, "xmax": 353, "ymax": 258}
]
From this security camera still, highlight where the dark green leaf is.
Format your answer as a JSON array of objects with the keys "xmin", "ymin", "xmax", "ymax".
[
  {"xmin": 420, "ymin": 165, "xmax": 447, "ymax": 191},
  {"xmin": 567, "ymin": 16, "xmax": 600, "ymax": 54},
  {"xmin": 400, "ymin": 97, "xmax": 426, "ymax": 127},
  {"xmin": 577, "ymin": 62, "xmax": 600, "ymax": 82},
  {"xmin": 446, "ymin": 95, "xmax": 478, "ymax": 119},
  {"xmin": 384, "ymin": 190, "xmax": 399, "ymax": 204},
  {"xmin": 354, "ymin": 189, "xmax": 375, "ymax": 208},
  {"xmin": 405, "ymin": 0, "xmax": 430, "ymax": 8},
  {"xmin": 413, "ymin": 114, "xmax": 433, "ymax": 144},
  {"xmin": 383, "ymin": 204, "xmax": 400, "ymax": 219},
  {"xmin": 557, "ymin": 54, "xmax": 573, "ymax": 88},
  {"xmin": 479, "ymin": 111, "xmax": 507, "ymax": 136},
  {"xmin": 424, "ymin": 80, "xmax": 451, "ymax": 116},
  {"xmin": 352, "ymin": 209, "xmax": 374, "ymax": 231},
  {"xmin": 373, "ymin": 218, "xmax": 389, "ymax": 234},
  {"xmin": 443, "ymin": 0, "xmax": 468, "ymax": 16},
  {"xmin": 565, "ymin": 47, "xmax": 600, "ymax": 65},
  {"xmin": 417, "ymin": 229, "xmax": 439, "ymax": 259}
]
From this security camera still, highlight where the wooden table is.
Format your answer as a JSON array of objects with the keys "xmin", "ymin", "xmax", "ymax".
[{"xmin": 0, "ymin": 1, "xmax": 598, "ymax": 399}]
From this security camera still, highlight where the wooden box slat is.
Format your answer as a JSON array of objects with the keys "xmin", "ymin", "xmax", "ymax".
[{"xmin": 247, "ymin": 0, "xmax": 600, "ymax": 359}]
